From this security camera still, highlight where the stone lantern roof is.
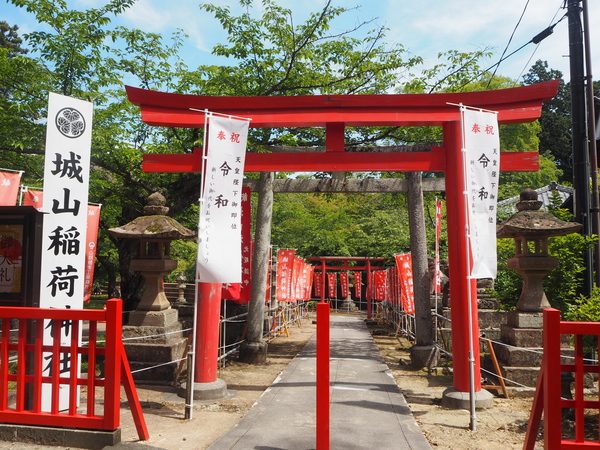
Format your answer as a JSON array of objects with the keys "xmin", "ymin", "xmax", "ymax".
[
  {"xmin": 497, "ymin": 188, "xmax": 581, "ymax": 239},
  {"xmin": 108, "ymin": 192, "xmax": 196, "ymax": 240}
]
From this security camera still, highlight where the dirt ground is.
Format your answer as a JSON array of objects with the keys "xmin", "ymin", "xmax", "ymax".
[{"xmin": 0, "ymin": 312, "xmax": 542, "ymax": 450}]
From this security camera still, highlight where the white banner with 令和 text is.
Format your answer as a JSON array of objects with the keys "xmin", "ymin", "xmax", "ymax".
[
  {"xmin": 462, "ymin": 107, "xmax": 500, "ymax": 279},
  {"xmin": 197, "ymin": 114, "xmax": 249, "ymax": 283}
]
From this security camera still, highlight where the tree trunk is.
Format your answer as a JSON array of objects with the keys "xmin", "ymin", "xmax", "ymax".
[
  {"xmin": 407, "ymin": 171, "xmax": 438, "ymax": 368},
  {"xmin": 240, "ymin": 171, "xmax": 274, "ymax": 363}
]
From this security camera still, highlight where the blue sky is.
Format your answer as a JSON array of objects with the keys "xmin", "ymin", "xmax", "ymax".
[{"xmin": 3, "ymin": 0, "xmax": 600, "ymax": 86}]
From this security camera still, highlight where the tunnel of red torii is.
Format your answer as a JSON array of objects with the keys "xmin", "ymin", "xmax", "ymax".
[{"xmin": 126, "ymin": 79, "xmax": 560, "ymax": 401}]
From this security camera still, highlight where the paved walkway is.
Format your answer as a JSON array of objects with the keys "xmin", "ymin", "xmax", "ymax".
[{"xmin": 210, "ymin": 313, "xmax": 432, "ymax": 450}]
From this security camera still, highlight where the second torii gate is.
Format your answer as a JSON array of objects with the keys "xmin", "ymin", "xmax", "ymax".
[{"xmin": 126, "ymin": 80, "xmax": 560, "ymax": 412}]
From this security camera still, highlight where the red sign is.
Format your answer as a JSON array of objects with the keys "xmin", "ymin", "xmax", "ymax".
[
  {"xmin": 276, "ymin": 249, "xmax": 296, "ymax": 301},
  {"xmin": 313, "ymin": 271, "xmax": 323, "ymax": 297},
  {"xmin": 395, "ymin": 254, "xmax": 415, "ymax": 314},
  {"xmin": 327, "ymin": 272, "xmax": 337, "ymax": 299},
  {"xmin": 83, "ymin": 204, "xmax": 101, "ymax": 302},
  {"xmin": 373, "ymin": 271, "xmax": 387, "ymax": 301},
  {"xmin": 353, "ymin": 272, "xmax": 361, "ymax": 298},
  {"xmin": 339, "ymin": 273, "xmax": 349, "ymax": 298},
  {"xmin": 23, "ymin": 189, "xmax": 43, "ymax": 209},
  {"xmin": 0, "ymin": 172, "xmax": 21, "ymax": 206},
  {"xmin": 434, "ymin": 199, "xmax": 443, "ymax": 294}
]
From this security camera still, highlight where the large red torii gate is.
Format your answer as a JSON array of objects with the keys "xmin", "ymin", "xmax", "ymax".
[{"xmin": 126, "ymin": 80, "xmax": 560, "ymax": 409}]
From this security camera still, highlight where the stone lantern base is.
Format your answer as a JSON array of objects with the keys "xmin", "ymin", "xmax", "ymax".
[{"xmin": 122, "ymin": 307, "xmax": 188, "ymax": 384}]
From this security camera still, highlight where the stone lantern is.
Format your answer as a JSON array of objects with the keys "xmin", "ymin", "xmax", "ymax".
[
  {"xmin": 108, "ymin": 192, "xmax": 195, "ymax": 383},
  {"xmin": 496, "ymin": 188, "xmax": 581, "ymax": 312},
  {"xmin": 108, "ymin": 192, "xmax": 195, "ymax": 325}
]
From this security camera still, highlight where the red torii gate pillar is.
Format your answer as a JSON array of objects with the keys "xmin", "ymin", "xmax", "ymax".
[{"xmin": 126, "ymin": 80, "xmax": 560, "ymax": 412}]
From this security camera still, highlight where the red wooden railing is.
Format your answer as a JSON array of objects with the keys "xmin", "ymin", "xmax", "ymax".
[
  {"xmin": 525, "ymin": 308, "xmax": 600, "ymax": 449},
  {"xmin": 0, "ymin": 299, "xmax": 148, "ymax": 440}
]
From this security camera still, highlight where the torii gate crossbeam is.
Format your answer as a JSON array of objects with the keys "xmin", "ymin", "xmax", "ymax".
[{"xmin": 126, "ymin": 80, "xmax": 560, "ymax": 415}]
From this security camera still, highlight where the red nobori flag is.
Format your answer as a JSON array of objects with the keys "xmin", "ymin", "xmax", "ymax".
[
  {"xmin": 23, "ymin": 189, "xmax": 43, "ymax": 209},
  {"xmin": 353, "ymin": 272, "xmax": 361, "ymax": 298},
  {"xmin": 313, "ymin": 271, "xmax": 323, "ymax": 297},
  {"xmin": 276, "ymin": 249, "xmax": 296, "ymax": 301},
  {"xmin": 83, "ymin": 204, "xmax": 101, "ymax": 302},
  {"xmin": 292, "ymin": 256, "xmax": 303, "ymax": 301},
  {"xmin": 339, "ymin": 272, "xmax": 349, "ymax": 298},
  {"xmin": 373, "ymin": 271, "xmax": 387, "ymax": 301},
  {"xmin": 434, "ymin": 198, "xmax": 443, "ymax": 294},
  {"xmin": 395, "ymin": 254, "xmax": 415, "ymax": 314},
  {"xmin": 304, "ymin": 265, "xmax": 314, "ymax": 300},
  {"xmin": 327, "ymin": 272, "xmax": 337, "ymax": 298},
  {"xmin": 223, "ymin": 186, "xmax": 252, "ymax": 303},
  {"xmin": 0, "ymin": 171, "xmax": 22, "ymax": 206}
]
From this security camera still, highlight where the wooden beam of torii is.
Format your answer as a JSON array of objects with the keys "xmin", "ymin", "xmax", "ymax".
[
  {"xmin": 126, "ymin": 79, "xmax": 561, "ymax": 414},
  {"xmin": 243, "ymin": 177, "xmax": 445, "ymax": 193}
]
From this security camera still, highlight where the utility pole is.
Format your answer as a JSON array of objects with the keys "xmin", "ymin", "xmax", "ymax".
[
  {"xmin": 582, "ymin": 0, "xmax": 600, "ymax": 288},
  {"xmin": 568, "ymin": 0, "xmax": 593, "ymax": 295}
]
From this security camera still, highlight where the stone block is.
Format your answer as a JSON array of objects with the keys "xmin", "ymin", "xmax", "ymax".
[
  {"xmin": 0, "ymin": 424, "xmax": 120, "ymax": 449},
  {"xmin": 501, "ymin": 365, "xmax": 541, "ymax": 388},
  {"xmin": 128, "ymin": 308, "xmax": 179, "ymax": 327},
  {"xmin": 478, "ymin": 309, "xmax": 506, "ymax": 329},
  {"xmin": 506, "ymin": 310, "xmax": 544, "ymax": 328},
  {"xmin": 501, "ymin": 324, "xmax": 543, "ymax": 347},
  {"xmin": 122, "ymin": 322, "xmax": 183, "ymax": 344},
  {"xmin": 124, "ymin": 336, "xmax": 188, "ymax": 362},
  {"xmin": 494, "ymin": 343, "xmax": 543, "ymax": 367}
]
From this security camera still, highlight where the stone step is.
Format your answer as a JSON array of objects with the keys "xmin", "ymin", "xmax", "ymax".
[
  {"xmin": 442, "ymin": 308, "xmax": 507, "ymax": 329},
  {"xmin": 493, "ymin": 343, "xmax": 543, "ymax": 367},
  {"xmin": 124, "ymin": 336, "xmax": 188, "ymax": 363},
  {"xmin": 438, "ymin": 327, "xmax": 501, "ymax": 353}
]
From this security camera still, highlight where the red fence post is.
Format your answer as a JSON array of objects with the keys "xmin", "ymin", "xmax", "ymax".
[
  {"xmin": 103, "ymin": 298, "xmax": 123, "ymax": 431},
  {"xmin": 316, "ymin": 301, "xmax": 330, "ymax": 450},
  {"xmin": 543, "ymin": 308, "xmax": 561, "ymax": 449}
]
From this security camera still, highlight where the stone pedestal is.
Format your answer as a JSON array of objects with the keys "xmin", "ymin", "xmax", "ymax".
[
  {"xmin": 340, "ymin": 295, "xmax": 358, "ymax": 312},
  {"xmin": 507, "ymin": 256, "xmax": 557, "ymax": 312},
  {"xmin": 123, "ymin": 307, "xmax": 188, "ymax": 384},
  {"xmin": 131, "ymin": 258, "xmax": 178, "ymax": 311},
  {"xmin": 484, "ymin": 311, "xmax": 572, "ymax": 396}
]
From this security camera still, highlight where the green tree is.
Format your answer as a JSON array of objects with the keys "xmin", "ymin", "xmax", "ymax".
[{"xmin": 522, "ymin": 60, "xmax": 572, "ymax": 182}]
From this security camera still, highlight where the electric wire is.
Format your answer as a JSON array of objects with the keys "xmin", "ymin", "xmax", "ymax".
[{"xmin": 487, "ymin": 0, "xmax": 532, "ymax": 89}]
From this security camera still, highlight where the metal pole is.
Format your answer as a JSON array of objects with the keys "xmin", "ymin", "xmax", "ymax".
[
  {"xmin": 582, "ymin": 0, "xmax": 600, "ymax": 287},
  {"xmin": 568, "ymin": 0, "xmax": 593, "ymax": 295}
]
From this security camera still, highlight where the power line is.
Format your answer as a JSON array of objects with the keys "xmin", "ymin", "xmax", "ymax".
[{"xmin": 487, "ymin": 0, "xmax": 532, "ymax": 88}]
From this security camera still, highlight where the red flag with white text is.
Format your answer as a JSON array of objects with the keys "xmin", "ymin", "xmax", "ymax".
[
  {"xmin": 0, "ymin": 172, "xmax": 21, "ymax": 206},
  {"xmin": 23, "ymin": 189, "xmax": 43, "ymax": 209},
  {"xmin": 313, "ymin": 271, "xmax": 323, "ymax": 297},
  {"xmin": 353, "ymin": 272, "xmax": 361, "ymax": 298},
  {"xmin": 395, "ymin": 254, "xmax": 415, "ymax": 314},
  {"xmin": 83, "ymin": 204, "xmax": 101, "ymax": 302},
  {"xmin": 434, "ymin": 199, "xmax": 443, "ymax": 294},
  {"xmin": 339, "ymin": 272, "xmax": 349, "ymax": 298},
  {"xmin": 327, "ymin": 272, "xmax": 337, "ymax": 298},
  {"xmin": 276, "ymin": 249, "xmax": 296, "ymax": 301}
]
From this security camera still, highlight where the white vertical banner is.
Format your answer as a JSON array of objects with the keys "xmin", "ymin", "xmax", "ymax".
[
  {"xmin": 39, "ymin": 93, "xmax": 93, "ymax": 410},
  {"xmin": 197, "ymin": 113, "xmax": 250, "ymax": 283},
  {"xmin": 462, "ymin": 106, "xmax": 500, "ymax": 279}
]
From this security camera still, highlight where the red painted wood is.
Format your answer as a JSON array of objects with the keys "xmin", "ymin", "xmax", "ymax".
[
  {"xmin": 544, "ymin": 309, "xmax": 562, "ymax": 449},
  {"xmin": 316, "ymin": 302, "xmax": 330, "ymax": 450},
  {"xmin": 126, "ymin": 80, "xmax": 559, "ymax": 128},
  {"xmin": 195, "ymin": 282, "xmax": 222, "ymax": 383},
  {"xmin": 120, "ymin": 341, "xmax": 150, "ymax": 440},
  {"xmin": 443, "ymin": 121, "xmax": 481, "ymax": 393},
  {"xmin": 142, "ymin": 147, "xmax": 539, "ymax": 174},
  {"xmin": 0, "ymin": 299, "xmax": 147, "ymax": 437}
]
